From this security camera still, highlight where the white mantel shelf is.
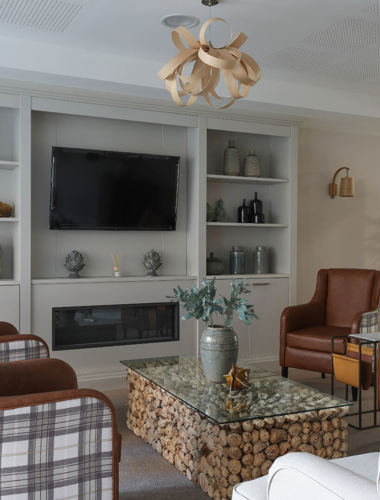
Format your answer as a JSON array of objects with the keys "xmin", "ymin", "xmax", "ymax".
[
  {"xmin": 0, "ymin": 280, "xmax": 20, "ymax": 286},
  {"xmin": 207, "ymin": 174, "xmax": 288, "ymax": 185},
  {"xmin": 207, "ymin": 222, "xmax": 288, "ymax": 228},
  {"xmin": 0, "ymin": 218, "xmax": 19, "ymax": 223},
  {"xmin": 31, "ymin": 275, "xmax": 197, "ymax": 285},
  {"xmin": 0, "ymin": 160, "xmax": 19, "ymax": 170}
]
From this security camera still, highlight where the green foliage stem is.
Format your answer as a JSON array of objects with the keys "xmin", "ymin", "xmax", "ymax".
[{"xmin": 168, "ymin": 278, "xmax": 258, "ymax": 327}]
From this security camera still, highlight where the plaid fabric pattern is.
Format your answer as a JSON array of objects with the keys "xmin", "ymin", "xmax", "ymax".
[
  {"xmin": 0, "ymin": 339, "xmax": 49, "ymax": 362},
  {"xmin": 0, "ymin": 397, "xmax": 113, "ymax": 499},
  {"xmin": 359, "ymin": 309, "xmax": 380, "ymax": 334}
]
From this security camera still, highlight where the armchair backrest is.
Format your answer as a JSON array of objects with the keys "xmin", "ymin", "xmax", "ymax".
[
  {"xmin": 0, "ymin": 358, "xmax": 77, "ymax": 396},
  {"xmin": 0, "ymin": 334, "xmax": 50, "ymax": 362},
  {"xmin": 0, "ymin": 321, "xmax": 18, "ymax": 336},
  {"xmin": 0, "ymin": 389, "xmax": 119, "ymax": 499},
  {"xmin": 323, "ymin": 269, "xmax": 379, "ymax": 328}
]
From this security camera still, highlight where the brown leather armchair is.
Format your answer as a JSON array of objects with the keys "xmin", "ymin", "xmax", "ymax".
[{"xmin": 281, "ymin": 269, "xmax": 380, "ymax": 377}]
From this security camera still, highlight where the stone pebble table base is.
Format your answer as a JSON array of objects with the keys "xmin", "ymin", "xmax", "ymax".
[{"xmin": 127, "ymin": 368, "xmax": 350, "ymax": 500}]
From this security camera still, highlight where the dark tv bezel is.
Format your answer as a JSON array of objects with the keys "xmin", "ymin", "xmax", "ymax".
[{"xmin": 49, "ymin": 146, "xmax": 180, "ymax": 231}]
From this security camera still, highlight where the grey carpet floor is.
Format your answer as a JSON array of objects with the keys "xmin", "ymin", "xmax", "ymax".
[{"xmin": 104, "ymin": 368, "xmax": 380, "ymax": 499}]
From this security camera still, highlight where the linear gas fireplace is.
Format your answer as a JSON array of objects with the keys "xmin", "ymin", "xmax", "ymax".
[{"xmin": 52, "ymin": 302, "xmax": 179, "ymax": 350}]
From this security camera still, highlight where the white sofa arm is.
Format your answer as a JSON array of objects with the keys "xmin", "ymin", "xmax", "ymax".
[{"xmin": 268, "ymin": 453, "xmax": 380, "ymax": 500}]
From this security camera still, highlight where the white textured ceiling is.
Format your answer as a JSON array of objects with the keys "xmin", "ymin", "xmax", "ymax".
[{"xmin": 1, "ymin": 0, "xmax": 380, "ymax": 105}]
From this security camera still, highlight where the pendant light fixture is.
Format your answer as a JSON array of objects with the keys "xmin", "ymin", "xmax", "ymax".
[{"xmin": 158, "ymin": 0, "xmax": 261, "ymax": 109}]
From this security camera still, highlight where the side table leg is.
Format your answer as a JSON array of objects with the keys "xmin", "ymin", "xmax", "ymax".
[{"xmin": 374, "ymin": 345, "xmax": 377, "ymax": 426}]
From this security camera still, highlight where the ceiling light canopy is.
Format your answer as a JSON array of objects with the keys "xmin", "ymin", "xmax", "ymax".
[
  {"xmin": 158, "ymin": 16, "xmax": 261, "ymax": 109},
  {"xmin": 161, "ymin": 14, "xmax": 200, "ymax": 29}
]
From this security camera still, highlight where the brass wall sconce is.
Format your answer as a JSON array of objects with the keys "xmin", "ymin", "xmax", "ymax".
[{"xmin": 329, "ymin": 167, "xmax": 355, "ymax": 199}]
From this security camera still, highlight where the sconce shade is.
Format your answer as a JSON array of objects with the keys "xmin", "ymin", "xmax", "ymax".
[
  {"xmin": 329, "ymin": 167, "xmax": 355, "ymax": 199},
  {"xmin": 339, "ymin": 174, "xmax": 354, "ymax": 197}
]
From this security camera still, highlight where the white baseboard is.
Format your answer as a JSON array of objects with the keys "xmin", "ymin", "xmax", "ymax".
[
  {"xmin": 76, "ymin": 355, "xmax": 280, "ymax": 391},
  {"xmin": 77, "ymin": 367, "xmax": 126, "ymax": 391}
]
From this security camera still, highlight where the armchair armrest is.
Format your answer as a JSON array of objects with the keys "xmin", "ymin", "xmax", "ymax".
[
  {"xmin": 268, "ymin": 453, "xmax": 379, "ymax": 500},
  {"xmin": 280, "ymin": 302, "xmax": 325, "ymax": 365},
  {"xmin": 351, "ymin": 309, "xmax": 380, "ymax": 334},
  {"xmin": 281, "ymin": 302, "xmax": 325, "ymax": 333}
]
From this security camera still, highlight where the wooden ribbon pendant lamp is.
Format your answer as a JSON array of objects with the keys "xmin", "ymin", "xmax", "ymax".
[{"xmin": 158, "ymin": 0, "xmax": 261, "ymax": 109}]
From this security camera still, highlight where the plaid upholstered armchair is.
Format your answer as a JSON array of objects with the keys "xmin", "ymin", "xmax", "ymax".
[
  {"xmin": 0, "ymin": 321, "xmax": 50, "ymax": 362},
  {"xmin": 0, "ymin": 358, "xmax": 121, "ymax": 499}
]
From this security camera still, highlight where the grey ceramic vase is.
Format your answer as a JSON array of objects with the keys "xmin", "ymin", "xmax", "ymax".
[{"xmin": 200, "ymin": 326, "xmax": 238, "ymax": 383}]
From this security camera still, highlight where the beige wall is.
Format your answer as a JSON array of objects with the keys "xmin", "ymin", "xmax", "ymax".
[{"xmin": 297, "ymin": 125, "xmax": 380, "ymax": 303}]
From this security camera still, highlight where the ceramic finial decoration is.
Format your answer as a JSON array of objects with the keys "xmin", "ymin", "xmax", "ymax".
[
  {"xmin": 144, "ymin": 249, "xmax": 162, "ymax": 276},
  {"xmin": 113, "ymin": 253, "xmax": 120, "ymax": 277},
  {"xmin": 207, "ymin": 202, "xmax": 214, "ymax": 222},
  {"xmin": 214, "ymin": 199, "xmax": 228, "ymax": 222},
  {"xmin": 64, "ymin": 250, "xmax": 85, "ymax": 278}
]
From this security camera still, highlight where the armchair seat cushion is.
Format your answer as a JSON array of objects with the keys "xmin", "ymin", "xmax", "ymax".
[{"xmin": 287, "ymin": 325, "xmax": 350, "ymax": 353}]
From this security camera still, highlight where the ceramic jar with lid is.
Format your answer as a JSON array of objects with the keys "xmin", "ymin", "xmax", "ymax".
[
  {"xmin": 243, "ymin": 150, "xmax": 261, "ymax": 177},
  {"xmin": 230, "ymin": 246, "xmax": 245, "ymax": 274},
  {"xmin": 223, "ymin": 140, "xmax": 240, "ymax": 176},
  {"xmin": 206, "ymin": 252, "xmax": 224, "ymax": 275},
  {"xmin": 253, "ymin": 246, "xmax": 269, "ymax": 274}
]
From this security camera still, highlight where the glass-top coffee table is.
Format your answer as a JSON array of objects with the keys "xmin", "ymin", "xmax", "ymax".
[{"xmin": 122, "ymin": 356, "xmax": 351, "ymax": 499}]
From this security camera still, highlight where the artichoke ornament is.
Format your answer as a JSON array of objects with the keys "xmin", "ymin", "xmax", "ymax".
[
  {"xmin": 143, "ymin": 249, "xmax": 162, "ymax": 277},
  {"xmin": 64, "ymin": 250, "xmax": 85, "ymax": 278}
]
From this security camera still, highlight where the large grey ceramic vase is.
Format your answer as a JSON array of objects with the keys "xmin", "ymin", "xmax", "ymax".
[{"xmin": 200, "ymin": 326, "xmax": 238, "ymax": 383}]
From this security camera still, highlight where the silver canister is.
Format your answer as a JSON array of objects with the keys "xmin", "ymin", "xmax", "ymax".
[
  {"xmin": 230, "ymin": 246, "xmax": 245, "ymax": 274},
  {"xmin": 253, "ymin": 246, "xmax": 269, "ymax": 274}
]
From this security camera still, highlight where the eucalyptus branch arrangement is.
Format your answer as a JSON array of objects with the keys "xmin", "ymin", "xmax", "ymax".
[{"xmin": 169, "ymin": 278, "xmax": 257, "ymax": 327}]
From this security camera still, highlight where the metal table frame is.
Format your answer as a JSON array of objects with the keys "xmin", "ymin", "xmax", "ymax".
[{"xmin": 331, "ymin": 334, "xmax": 380, "ymax": 430}]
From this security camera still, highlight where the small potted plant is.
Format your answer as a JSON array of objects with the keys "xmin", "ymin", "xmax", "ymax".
[{"xmin": 169, "ymin": 278, "xmax": 257, "ymax": 382}]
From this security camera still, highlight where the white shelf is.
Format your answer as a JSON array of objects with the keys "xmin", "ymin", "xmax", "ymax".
[
  {"xmin": 31, "ymin": 275, "xmax": 197, "ymax": 285},
  {"xmin": 207, "ymin": 222, "xmax": 288, "ymax": 228},
  {"xmin": 0, "ymin": 160, "xmax": 19, "ymax": 170},
  {"xmin": 0, "ymin": 280, "xmax": 19, "ymax": 286},
  {"xmin": 0, "ymin": 218, "xmax": 19, "ymax": 223},
  {"xmin": 207, "ymin": 274, "xmax": 289, "ymax": 279},
  {"xmin": 207, "ymin": 174, "xmax": 288, "ymax": 185}
]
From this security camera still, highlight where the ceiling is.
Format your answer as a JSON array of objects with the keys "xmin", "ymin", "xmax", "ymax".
[{"xmin": 1, "ymin": 0, "xmax": 380, "ymax": 118}]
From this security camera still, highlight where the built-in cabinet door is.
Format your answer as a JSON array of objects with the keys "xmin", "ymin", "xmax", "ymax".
[
  {"xmin": 0, "ymin": 285, "xmax": 19, "ymax": 331},
  {"xmin": 215, "ymin": 278, "xmax": 289, "ymax": 361},
  {"xmin": 247, "ymin": 278, "xmax": 289, "ymax": 361}
]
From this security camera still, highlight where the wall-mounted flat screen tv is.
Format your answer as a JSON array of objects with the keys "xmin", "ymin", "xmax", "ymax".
[{"xmin": 49, "ymin": 147, "xmax": 180, "ymax": 230}]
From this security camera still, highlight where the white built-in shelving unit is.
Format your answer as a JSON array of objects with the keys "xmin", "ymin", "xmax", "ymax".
[
  {"xmin": 0, "ymin": 83, "xmax": 299, "ymax": 383},
  {"xmin": 207, "ymin": 222, "xmax": 289, "ymax": 228},
  {"xmin": 207, "ymin": 174, "xmax": 289, "ymax": 185}
]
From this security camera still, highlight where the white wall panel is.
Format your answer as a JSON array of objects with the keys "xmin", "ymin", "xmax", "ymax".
[{"xmin": 31, "ymin": 111, "xmax": 188, "ymax": 279}]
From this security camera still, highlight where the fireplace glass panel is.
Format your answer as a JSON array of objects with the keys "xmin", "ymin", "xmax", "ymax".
[{"xmin": 52, "ymin": 302, "xmax": 179, "ymax": 350}]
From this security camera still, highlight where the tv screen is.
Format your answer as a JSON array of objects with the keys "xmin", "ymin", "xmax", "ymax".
[{"xmin": 49, "ymin": 147, "xmax": 180, "ymax": 230}]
